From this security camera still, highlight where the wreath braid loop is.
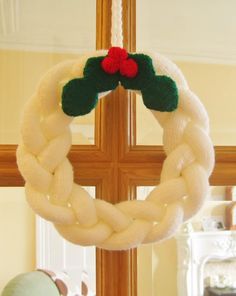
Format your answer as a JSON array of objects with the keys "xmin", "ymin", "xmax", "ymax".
[{"xmin": 17, "ymin": 50, "xmax": 214, "ymax": 250}]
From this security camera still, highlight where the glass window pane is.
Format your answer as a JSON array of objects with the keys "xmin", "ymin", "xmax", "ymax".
[
  {"xmin": 37, "ymin": 186, "xmax": 96, "ymax": 295},
  {"xmin": 136, "ymin": 95, "xmax": 162, "ymax": 145},
  {"xmin": 136, "ymin": 185, "xmax": 236, "ymax": 296},
  {"xmin": 136, "ymin": 0, "xmax": 236, "ymax": 146},
  {"xmin": 71, "ymin": 110, "xmax": 95, "ymax": 145},
  {"xmin": 0, "ymin": 187, "xmax": 35, "ymax": 292},
  {"xmin": 176, "ymin": 62, "xmax": 236, "ymax": 146},
  {"xmin": 135, "ymin": 62, "xmax": 236, "ymax": 146},
  {"xmin": 0, "ymin": 0, "xmax": 96, "ymax": 144},
  {"xmin": 0, "ymin": 186, "xmax": 96, "ymax": 295}
]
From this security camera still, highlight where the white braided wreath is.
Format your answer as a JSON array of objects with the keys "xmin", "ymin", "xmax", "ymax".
[{"xmin": 17, "ymin": 50, "xmax": 214, "ymax": 250}]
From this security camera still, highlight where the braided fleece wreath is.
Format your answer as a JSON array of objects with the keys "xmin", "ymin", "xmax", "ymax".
[{"xmin": 17, "ymin": 47, "xmax": 214, "ymax": 250}]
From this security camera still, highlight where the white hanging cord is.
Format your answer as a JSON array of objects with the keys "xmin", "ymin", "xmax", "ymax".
[{"xmin": 111, "ymin": 0, "xmax": 123, "ymax": 47}]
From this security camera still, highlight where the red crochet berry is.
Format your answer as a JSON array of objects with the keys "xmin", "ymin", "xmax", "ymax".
[
  {"xmin": 101, "ymin": 57, "xmax": 120, "ymax": 74},
  {"xmin": 108, "ymin": 47, "xmax": 128, "ymax": 62},
  {"xmin": 120, "ymin": 59, "xmax": 138, "ymax": 78}
]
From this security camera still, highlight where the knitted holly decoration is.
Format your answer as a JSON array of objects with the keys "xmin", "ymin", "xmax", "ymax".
[{"xmin": 62, "ymin": 47, "xmax": 178, "ymax": 116}]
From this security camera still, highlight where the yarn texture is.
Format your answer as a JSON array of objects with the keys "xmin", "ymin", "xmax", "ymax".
[{"xmin": 17, "ymin": 50, "xmax": 215, "ymax": 250}]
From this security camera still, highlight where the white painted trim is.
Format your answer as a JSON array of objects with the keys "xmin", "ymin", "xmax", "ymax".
[
  {"xmin": 139, "ymin": 45, "xmax": 236, "ymax": 65},
  {"xmin": 0, "ymin": 42, "xmax": 236, "ymax": 64},
  {"xmin": 176, "ymin": 230, "xmax": 236, "ymax": 296},
  {"xmin": 0, "ymin": 0, "xmax": 19, "ymax": 35},
  {"xmin": 36, "ymin": 215, "xmax": 50, "ymax": 269},
  {"xmin": 0, "ymin": 42, "xmax": 96, "ymax": 54},
  {"xmin": 0, "ymin": 0, "xmax": 7, "ymax": 35}
]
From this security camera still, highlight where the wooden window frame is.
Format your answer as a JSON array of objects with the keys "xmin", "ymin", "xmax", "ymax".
[{"xmin": 0, "ymin": 1, "xmax": 236, "ymax": 295}]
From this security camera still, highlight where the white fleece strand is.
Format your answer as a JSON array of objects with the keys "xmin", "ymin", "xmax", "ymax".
[
  {"xmin": 17, "ymin": 50, "xmax": 215, "ymax": 250},
  {"xmin": 111, "ymin": 0, "xmax": 123, "ymax": 47}
]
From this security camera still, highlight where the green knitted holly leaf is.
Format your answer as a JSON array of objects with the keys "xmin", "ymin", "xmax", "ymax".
[
  {"xmin": 141, "ymin": 75, "xmax": 178, "ymax": 112},
  {"xmin": 119, "ymin": 54, "xmax": 156, "ymax": 90},
  {"xmin": 61, "ymin": 48, "xmax": 179, "ymax": 117},
  {"xmin": 62, "ymin": 78, "xmax": 98, "ymax": 116},
  {"xmin": 84, "ymin": 56, "xmax": 119, "ymax": 92}
]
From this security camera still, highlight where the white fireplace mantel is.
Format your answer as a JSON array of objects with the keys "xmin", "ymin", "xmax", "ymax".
[{"xmin": 176, "ymin": 230, "xmax": 236, "ymax": 296}]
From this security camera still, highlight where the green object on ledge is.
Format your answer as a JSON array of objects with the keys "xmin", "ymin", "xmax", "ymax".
[{"xmin": 1, "ymin": 271, "xmax": 60, "ymax": 296}]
